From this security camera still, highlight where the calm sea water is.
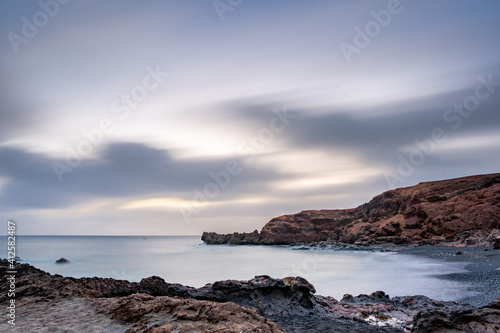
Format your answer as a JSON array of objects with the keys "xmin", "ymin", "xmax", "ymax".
[{"xmin": 1, "ymin": 236, "xmax": 473, "ymax": 301}]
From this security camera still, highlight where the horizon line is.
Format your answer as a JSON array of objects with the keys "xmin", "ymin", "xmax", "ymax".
[{"xmin": 0, "ymin": 234, "xmax": 201, "ymax": 237}]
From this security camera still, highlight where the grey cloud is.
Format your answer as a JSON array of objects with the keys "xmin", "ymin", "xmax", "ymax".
[
  {"xmin": 286, "ymin": 90, "xmax": 500, "ymax": 160},
  {"xmin": 0, "ymin": 90, "xmax": 40, "ymax": 141},
  {"xmin": 0, "ymin": 142, "xmax": 286, "ymax": 210},
  {"xmin": 213, "ymin": 84, "xmax": 500, "ymax": 187}
]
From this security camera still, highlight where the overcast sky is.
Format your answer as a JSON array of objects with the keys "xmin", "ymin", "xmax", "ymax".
[{"xmin": 1, "ymin": 0, "xmax": 499, "ymax": 235}]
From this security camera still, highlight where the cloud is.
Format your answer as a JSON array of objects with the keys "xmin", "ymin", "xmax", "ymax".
[
  {"xmin": 211, "ymin": 85, "xmax": 500, "ymax": 187},
  {"xmin": 0, "ymin": 142, "xmax": 285, "ymax": 210}
]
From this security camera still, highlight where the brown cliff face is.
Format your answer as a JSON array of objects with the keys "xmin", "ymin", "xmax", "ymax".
[{"xmin": 203, "ymin": 173, "xmax": 500, "ymax": 246}]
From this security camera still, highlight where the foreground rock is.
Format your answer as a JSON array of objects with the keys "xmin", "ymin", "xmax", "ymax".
[
  {"xmin": 95, "ymin": 294, "xmax": 285, "ymax": 333},
  {"xmin": 412, "ymin": 297, "xmax": 500, "ymax": 333},
  {"xmin": 1, "ymin": 259, "xmax": 499, "ymax": 332},
  {"xmin": 203, "ymin": 173, "xmax": 500, "ymax": 246}
]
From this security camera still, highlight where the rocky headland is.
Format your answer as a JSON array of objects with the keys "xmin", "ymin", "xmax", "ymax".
[
  {"xmin": 202, "ymin": 173, "xmax": 500, "ymax": 247},
  {"xmin": 2, "ymin": 259, "xmax": 499, "ymax": 332}
]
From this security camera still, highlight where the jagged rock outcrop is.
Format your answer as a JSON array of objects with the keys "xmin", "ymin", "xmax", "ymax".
[
  {"xmin": 202, "ymin": 229, "xmax": 260, "ymax": 245},
  {"xmin": 195, "ymin": 275, "xmax": 323, "ymax": 317},
  {"xmin": 411, "ymin": 297, "xmax": 500, "ymax": 332},
  {"xmin": 95, "ymin": 294, "xmax": 285, "ymax": 333},
  {"xmin": 203, "ymin": 173, "xmax": 500, "ymax": 246}
]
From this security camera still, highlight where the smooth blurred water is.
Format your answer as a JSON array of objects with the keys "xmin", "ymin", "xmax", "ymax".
[{"xmin": 0, "ymin": 236, "xmax": 472, "ymax": 301}]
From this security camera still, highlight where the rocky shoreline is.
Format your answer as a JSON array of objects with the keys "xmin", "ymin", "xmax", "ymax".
[
  {"xmin": 397, "ymin": 245, "xmax": 500, "ymax": 307},
  {"xmin": 1, "ymin": 257, "xmax": 499, "ymax": 332},
  {"xmin": 197, "ymin": 173, "xmax": 500, "ymax": 331},
  {"xmin": 202, "ymin": 173, "xmax": 500, "ymax": 248},
  {"xmin": 270, "ymin": 242, "xmax": 500, "ymax": 308}
]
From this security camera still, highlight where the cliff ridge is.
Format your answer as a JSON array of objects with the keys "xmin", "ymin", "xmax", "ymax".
[{"xmin": 202, "ymin": 173, "xmax": 500, "ymax": 246}]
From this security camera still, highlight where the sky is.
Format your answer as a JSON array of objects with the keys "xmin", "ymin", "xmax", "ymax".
[{"xmin": 0, "ymin": 0, "xmax": 499, "ymax": 235}]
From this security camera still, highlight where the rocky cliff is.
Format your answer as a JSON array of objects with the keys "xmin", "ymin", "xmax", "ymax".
[{"xmin": 202, "ymin": 173, "xmax": 500, "ymax": 246}]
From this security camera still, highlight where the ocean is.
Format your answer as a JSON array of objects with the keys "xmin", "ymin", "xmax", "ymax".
[{"xmin": 1, "ymin": 236, "xmax": 473, "ymax": 301}]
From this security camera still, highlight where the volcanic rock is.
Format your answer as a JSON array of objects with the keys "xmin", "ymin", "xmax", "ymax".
[
  {"xmin": 201, "ymin": 229, "xmax": 260, "ymax": 245},
  {"xmin": 95, "ymin": 293, "xmax": 285, "ymax": 333},
  {"xmin": 411, "ymin": 297, "xmax": 500, "ymax": 332},
  {"xmin": 55, "ymin": 257, "xmax": 70, "ymax": 264}
]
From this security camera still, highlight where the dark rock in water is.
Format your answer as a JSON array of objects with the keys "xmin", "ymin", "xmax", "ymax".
[
  {"xmin": 202, "ymin": 173, "xmax": 500, "ymax": 247},
  {"xmin": 55, "ymin": 257, "xmax": 70, "ymax": 264},
  {"xmin": 455, "ymin": 250, "xmax": 462, "ymax": 255},
  {"xmin": 202, "ymin": 229, "xmax": 260, "ymax": 245}
]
